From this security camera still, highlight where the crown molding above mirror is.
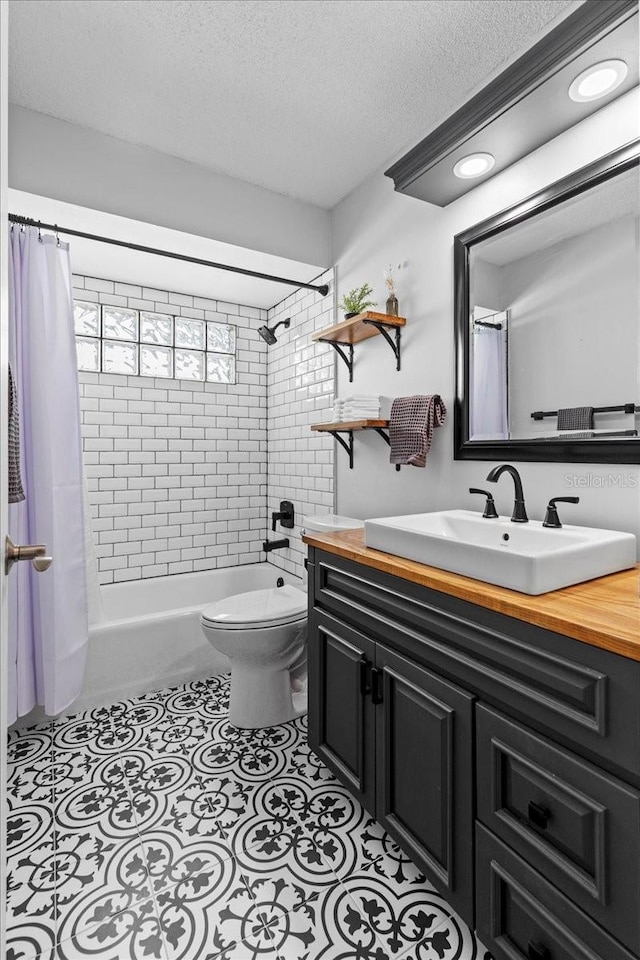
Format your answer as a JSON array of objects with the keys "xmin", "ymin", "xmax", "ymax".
[
  {"xmin": 385, "ymin": 0, "xmax": 638, "ymax": 206},
  {"xmin": 453, "ymin": 139, "xmax": 640, "ymax": 464}
]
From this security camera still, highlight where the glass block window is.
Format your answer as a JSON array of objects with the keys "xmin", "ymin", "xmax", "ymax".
[
  {"xmin": 103, "ymin": 340, "xmax": 138, "ymax": 375},
  {"xmin": 141, "ymin": 312, "xmax": 173, "ymax": 346},
  {"xmin": 207, "ymin": 322, "xmax": 235, "ymax": 354},
  {"xmin": 141, "ymin": 344, "xmax": 172, "ymax": 378},
  {"xmin": 74, "ymin": 301, "xmax": 100, "ymax": 337},
  {"xmin": 175, "ymin": 349, "xmax": 205, "ymax": 381},
  {"xmin": 175, "ymin": 318, "xmax": 205, "ymax": 350},
  {"xmin": 103, "ymin": 307, "xmax": 138, "ymax": 342},
  {"xmin": 207, "ymin": 353, "xmax": 236, "ymax": 384},
  {"xmin": 76, "ymin": 336, "xmax": 100, "ymax": 372},
  {"xmin": 74, "ymin": 301, "xmax": 236, "ymax": 382}
]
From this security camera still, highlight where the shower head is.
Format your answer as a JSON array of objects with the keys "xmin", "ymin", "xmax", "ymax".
[
  {"xmin": 258, "ymin": 317, "xmax": 291, "ymax": 345},
  {"xmin": 257, "ymin": 325, "xmax": 277, "ymax": 345}
]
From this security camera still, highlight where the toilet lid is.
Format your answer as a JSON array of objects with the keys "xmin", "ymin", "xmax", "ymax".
[{"xmin": 202, "ymin": 584, "xmax": 307, "ymax": 630}]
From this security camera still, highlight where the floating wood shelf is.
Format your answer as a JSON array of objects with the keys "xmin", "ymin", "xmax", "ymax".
[
  {"xmin": 312, "ymin": 311, "xmax": 407, "ymax": 382},
  {"xmin": 312, "ymin": 312, "xmax": 406, "ymax": 345},
  {"xmin": 312, "ymin": 419, "xmax": 398, "ymax": 470},
  {"xmin": 312, "ymin": 419, "xmax": 390, "ymax": 432}
]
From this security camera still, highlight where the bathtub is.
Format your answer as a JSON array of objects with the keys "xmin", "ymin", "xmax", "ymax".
[{"xmin": 77, "ymin": 563, "xmax": 305, "ymax": 713}]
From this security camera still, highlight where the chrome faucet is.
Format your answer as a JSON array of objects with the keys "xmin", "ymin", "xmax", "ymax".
[{"xmin": 485, "ymin": 464, "xmax": 528, "ymax": 523}]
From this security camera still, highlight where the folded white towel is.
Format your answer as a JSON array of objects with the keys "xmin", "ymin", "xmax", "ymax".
[
  {"xmin": 341, "ymin": 395, "xmax": 381, "ymax": 403},
  {"xmin": 339, "ymin": 407, "xmax": 381, "ymax": 421},
  {"xmin": 334, "ymin": 395, "xmax": 381, "ymax": 422},
  {"xmin": 342, "ymin": 408, "xmax": 380, "ymax": 415}
]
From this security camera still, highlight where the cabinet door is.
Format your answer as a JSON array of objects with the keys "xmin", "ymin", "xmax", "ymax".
[
  {"xmin": 308, "ymin": 610, "xmax": 376, "ymax": 813},
  {"xmin": 375, "ymin": 643, "xmax": 475, "ymax": 921}
]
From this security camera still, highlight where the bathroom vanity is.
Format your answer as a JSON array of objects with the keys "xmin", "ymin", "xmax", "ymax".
[{"xmin": 303, "ymin": 528, "xmax": 640, "ymax": 960}]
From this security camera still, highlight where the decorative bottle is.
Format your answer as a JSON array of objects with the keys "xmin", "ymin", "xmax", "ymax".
[{"xmin": 386, "ymin": 293, "xmax": 398, "ymax": 316}]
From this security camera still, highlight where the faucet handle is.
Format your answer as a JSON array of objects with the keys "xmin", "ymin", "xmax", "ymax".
[
  {"xmin": 469, "ymin": 488, "xmax": 499, "ymax": 519},
  {"xmin": 272, "ymin": 500, "xmax": 295, "ymax": 532},
  {"xmin": 542, "ymin": 496, "xmax": 579, "ymax": 529}
]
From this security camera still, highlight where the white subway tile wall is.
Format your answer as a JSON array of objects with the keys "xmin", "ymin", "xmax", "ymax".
[
  {"xmin": 74, "ymin": 275, "xmax": 268, "ymax": 584},
  {"xmin": 266, "ymin": 269, "xmax": 336, "ymax": 579}
]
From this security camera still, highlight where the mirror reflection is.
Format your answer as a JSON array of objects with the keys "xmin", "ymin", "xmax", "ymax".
[{"xmin": 468, "ymin": 166, "xmax": 639, "ymax": 442}]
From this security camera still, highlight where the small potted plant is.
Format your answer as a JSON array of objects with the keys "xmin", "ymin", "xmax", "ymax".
[{"xmin": 339, "ymin": 283, "xmax": 376, "ymax": 319}]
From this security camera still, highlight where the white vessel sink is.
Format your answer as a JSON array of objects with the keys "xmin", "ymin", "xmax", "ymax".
[{"xmin": 364, "ymin": 509, "xmax": 636, "ymax": 595}]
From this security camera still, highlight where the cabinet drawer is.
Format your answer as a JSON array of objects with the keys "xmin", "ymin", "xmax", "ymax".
[
  {"xmin": 476, "ymin": 704, "xmax": 640, "ymax": 953},
  {"xmin": 476, "ymin": 824, "xmax": 637, "ymax": 960},
  {"xmin": 313, "ymin": 551, "xmax": 640, "ymax": 780}
]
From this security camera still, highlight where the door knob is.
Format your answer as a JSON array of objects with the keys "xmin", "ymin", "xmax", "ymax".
[{"xmin": 5, "ymin": 536, "xmax": 53, "ymax": 575}]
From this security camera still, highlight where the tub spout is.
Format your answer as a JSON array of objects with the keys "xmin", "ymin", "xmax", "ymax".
[{"xmin": 263, "ymin": 538, "xmax": 290, "ymax": 553}]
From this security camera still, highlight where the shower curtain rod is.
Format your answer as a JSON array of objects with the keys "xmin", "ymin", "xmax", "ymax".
[
  {"xmin": 8, "ymin": 214, "xmax": 330, "ymax": 297},
  {"xmin": 473, "ymin": 319, "xmax": 502, "ymax": 330}
]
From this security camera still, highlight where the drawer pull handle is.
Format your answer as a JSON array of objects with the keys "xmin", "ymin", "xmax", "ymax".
[
  {"xmin": 528, "ymin": 801, "xmax": 551, "ymax": 829},
  {"xmin": 371, "ymin": 667, "xmax": 384, "ymax": 704},
  {"xmin": 528, "ymin": 940, "xmax": 551, "ymax": 960},
  {"xmin": 360, "ymin": 660, "xmax": 372, "ymax": 696}
]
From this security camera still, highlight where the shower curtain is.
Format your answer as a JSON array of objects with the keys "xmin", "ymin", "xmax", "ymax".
[
  {"xmin": 470, "ymin": 323, "xmax": 508, "ymax": 440},
  {"xmin": 8, "ymin": 226, "xmax": 89, "ymax": 723}
]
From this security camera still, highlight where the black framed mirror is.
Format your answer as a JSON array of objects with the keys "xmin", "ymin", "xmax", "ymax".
[{"xmin": 454, "ymin": 139, "xmax": 640, "ymax": 463}]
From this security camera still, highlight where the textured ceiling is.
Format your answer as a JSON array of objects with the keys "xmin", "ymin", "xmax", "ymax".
[{"xmin": 9, "ymin": 0, "xmax": 577, "ymax": 209}]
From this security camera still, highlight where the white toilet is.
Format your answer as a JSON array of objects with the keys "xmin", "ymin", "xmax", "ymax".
[{"xmin": 200, "ymin": 584, "xmax": 308, "ymax": 729}]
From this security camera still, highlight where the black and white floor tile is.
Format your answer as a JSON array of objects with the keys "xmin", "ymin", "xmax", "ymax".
[{"xmin": 7, "ymin": 674, "xmax": 493, "ymax": 960}]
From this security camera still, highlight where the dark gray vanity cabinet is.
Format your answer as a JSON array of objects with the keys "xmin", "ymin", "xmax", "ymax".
[
  {"xmin": 374, "ymin": 643, "xmax": 474, "ymax": 921},
  {"xmin": 476, "ymin": 705, "xmax": 640, "ymax": 952},
  {"xmin": 308, "ymin": 610, "xmax": 377, "ymax": 812},
  {"xmin": 308, "ymin": 607, "xmax": 475, "ymax": 919},
  {"xmin": 307, "ymin": 546, "xmax": 640, "ymax": 960}
]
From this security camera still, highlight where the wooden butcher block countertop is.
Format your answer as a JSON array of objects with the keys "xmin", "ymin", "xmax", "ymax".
[{"xmin": 302, "ymin": 528, "xmax": 640, "ymax": 661}]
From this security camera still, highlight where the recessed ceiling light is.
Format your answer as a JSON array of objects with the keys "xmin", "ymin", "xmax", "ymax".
[
  {"xmin": 453, "ymin": 153, "xmax": 496, "ymax": 179},
  {"xmin": 568, "ymin": 59, "xmax": 628, "ymax": 102}
]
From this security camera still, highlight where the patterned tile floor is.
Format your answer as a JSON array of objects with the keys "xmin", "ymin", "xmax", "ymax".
[{"xmin": 7, "ymin": 675, "xmax": 493, "ymax": 960}]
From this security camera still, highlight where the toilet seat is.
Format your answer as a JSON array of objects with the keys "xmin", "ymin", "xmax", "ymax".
[{"xmin": 201, "ymin": 584, "xmax": 307, "ymax": 631}]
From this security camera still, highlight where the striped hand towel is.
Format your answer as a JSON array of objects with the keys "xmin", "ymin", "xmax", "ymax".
[{"xmin": 8, "ymin": 364, "xmax": 25, "ymax": 503}]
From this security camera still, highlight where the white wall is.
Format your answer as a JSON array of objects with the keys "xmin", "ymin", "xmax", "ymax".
[
  {"xmin": 470, "ymin": 259, "xmax": 504, "ymax": 314},
  {"xmin": 266, "ymin": 270, "xmax": 336, "ymax": 580},
  {"xmin": 330, "ymin": 90, "xmax": 640, "ymax": 547},
  {"xmin": 504, "ymin": 215, "xmax": 638, "ymax": 437},
  {"xmin": 8, "ymin": 105, "xmax": 330, "ymax": 267},
  {"xmin": 73, "ymin": 274, "xmax": 268, "ymax": 583}
]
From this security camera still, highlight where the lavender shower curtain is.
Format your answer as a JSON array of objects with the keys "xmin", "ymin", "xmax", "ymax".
[{"xmin": 8, "ymin": 226, "xmax": 88, "ymax": 723}]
